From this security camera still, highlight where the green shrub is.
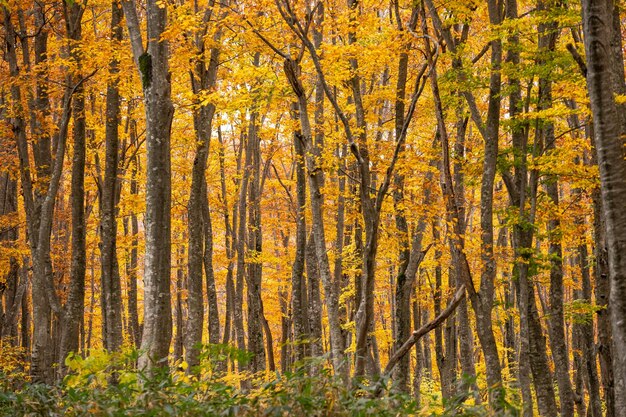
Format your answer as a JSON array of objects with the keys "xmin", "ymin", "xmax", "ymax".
[{"xmin": 0, "ymin": 346, "xmax": 517, "ymax": 416}]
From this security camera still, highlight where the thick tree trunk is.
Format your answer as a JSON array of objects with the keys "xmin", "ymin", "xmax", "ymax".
[
  {"xmin": 581, "ymin": 0, "xmax": 626, "ymax": 412},
  {"xmin": 122, "ymin": 0, "xmax": 174, "ymax": 370}
]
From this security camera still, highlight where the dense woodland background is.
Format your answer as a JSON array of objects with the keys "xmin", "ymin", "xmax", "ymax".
[{"xmin": 1, "ymin": 0, "xmax": 626, "ymax": 415}]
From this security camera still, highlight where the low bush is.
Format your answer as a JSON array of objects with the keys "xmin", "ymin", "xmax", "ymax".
[{"xmin": 0, "ymin": 346, "xmax": 516, "ymax": 416}]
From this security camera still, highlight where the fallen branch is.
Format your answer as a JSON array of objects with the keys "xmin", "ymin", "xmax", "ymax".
[{"xmin": 383, "ymin": 284, "xmax": 466, "ymax": 377}]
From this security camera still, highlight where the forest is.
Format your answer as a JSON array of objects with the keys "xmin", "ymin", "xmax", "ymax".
[{"xmin": 0, "ymin": 0, "xmax": 625, "ymax": 415}]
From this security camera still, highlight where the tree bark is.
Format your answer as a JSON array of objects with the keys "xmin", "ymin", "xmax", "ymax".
[
  {"xmin": 283, "ymin": 57, "xmax": 346, "ymax": 378},
  {"xmin": 122, "ymin": 0, "xmax": 174, "ymax": 370},
  {"xmin": 59, "ymin": 0, "xmax": 88, "ymax": 376},
  {"xmin": 98, "ymin": 0, "xmax": 123, "ymax": 356},
  {"xmin": 185, "ymin": 1, "xmax": 223, "ymax": 367},
  {"xmin": 581, "ymin": 0, "xmax": 626, "ymax": 412},
  {"xmin": 290, "ymin": 102, "xmax": 310, "ymax": 363}
]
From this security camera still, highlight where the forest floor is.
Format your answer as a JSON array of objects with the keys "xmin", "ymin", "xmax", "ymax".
[{"xmin": 0, "ymin": 348, "xmax": 517, "ymax": 416}]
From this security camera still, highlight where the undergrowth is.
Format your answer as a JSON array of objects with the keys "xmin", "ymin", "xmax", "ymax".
[{"xmin": 0, "ymin": 345, "xmax": 518, "ymax": 416}]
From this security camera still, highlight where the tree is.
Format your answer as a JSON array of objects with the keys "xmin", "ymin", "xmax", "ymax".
[
  {"xmin": 121, "ymin": 0, "xmax": 174, "ymax": 370},
  {"xmin": 581, "ymin": 0, "xmax": 626, "ymax": 413}
]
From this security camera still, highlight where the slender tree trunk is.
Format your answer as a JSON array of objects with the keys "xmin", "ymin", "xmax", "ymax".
[
  {"xmin": 246, "ymin": 88, "xmax": 266, "ymax": 373},
  {"xmin": 234, "ymin": 126, "xmax": 250, "ymax": 375},
  {"xmin": 536, "ymin": 9, "xmax": 575, "ymax": 414},
  {"xmin": 0, "ymin": 173, "xmax": 20, "ymax": 344},
  {"xmin": 590, "ymin": 136, "xmax": 614, "ymax": 417},
  {"xmin": 59, "ymin": 0, "xmax": 87, "ymax": 375},
  {"xmin": 185, "ymin": 2, "xmax": 222, "ymax": 367},
  {"xmin": 390, "ymin": 6, "xmax": 423, "ymax": 391},
  {"xmin": 218, "ymin": 127, "xmax": 235, "ymax": 349},
  {"xmin": 4, "ymin": 2, "xmax": 77, "ymax": 382},
  {"xmin": 126, "ymin": 121, "xmax": 142, "ymax": 347},
  {"xmin": 98, "ymin": 0, "xmax": 123, "ymax": 355},
  {"xmin": 174, "ymin": 246, "xmax": 185, "ymax": 362},
  {"xmin": 576, "ymin": 241, "xmax": 603, "ymax": 417},
  {"xmin": 290, "ymin": 102, "xmax": 310, "ymax": 363},
  {"xmin": 283, "ymin": 58, "xmax": 346, "ymax": 378},
  {"xmin": 423, "ymin": 0, "xmax": 505, "ymax": 406},
  {"xmin": 203, "ymin": 185, "xmax": 220, "ymax": 347}
]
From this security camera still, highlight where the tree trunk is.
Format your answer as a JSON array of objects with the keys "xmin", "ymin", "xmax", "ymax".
[
  {"xmin": 122, "ymin": 0, "xmax": 174, "ymax": 370},
  {"xmin": 290, "ymin": 102, "xmax": 310, "ymax": 363},
  {"xmin": 246, "ymin": 87, "xmax": 266, "ymax": 373},
  {"xmin": 125, "ymin": 120, "xmax": 142, "ymax": 348},
  {"xmin": 581, "ymin": 0, "xmax": 626, "ymax": 412},
  {"xmin": 98, "ymin": 0, "xmax": 123, "ymax": 355},
  {"xmin": 537, "ymin": 9, "xmax": 575, "ymax": 414},
  {"xmin": 0, "ymin": 173, "xmax": 20, "ymax": 344},
  {"xmin": 283, "ymin": 57, "xmax": 346, "ymax": 378},
  {"xmin": 59, "ymin": 0, "xmax": 87, "ymax": 375},
  {"xmin": 185, "ymin": 2, "xmax": 223, "ymax": 367}
]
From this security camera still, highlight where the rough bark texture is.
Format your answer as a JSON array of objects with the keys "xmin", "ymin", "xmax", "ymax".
[
  {"xmin": 537, "ymin": 11, "xmax": 575, "ymax": 414},
  {"xmin": 284, "ymin": 57, "xmax": 346, "ymax": 377},
  {"xmin": 122, "ymin": 0, "xmax": 174, "ymax": 370},
  {"xmin": 581, "ymin": 0, "xmax": 626, "ymax": 413},
  {"xmin": 4, "ymin": 2, "xmax": 78, "ymax": 382},
  {"xmin": 290, "ymin": 102, "xmax": 310, "ymax": 363},
  {"xmin": 185, "ymin": 2, "xmax": 222, "ymax": 367},
  {"xmin": 59, "ymin": 0, "xmax": 88, "ymax": 375},
  {"xmin": 99, "ymin": 0, "xmax": 123, "ymax": 355},
  {"xmin": 246, "ymin": 89, "xmax": 266, "ymax": 373}
]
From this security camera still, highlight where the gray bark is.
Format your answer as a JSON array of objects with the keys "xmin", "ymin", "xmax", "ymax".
[
  {"xmin": 581, "ymin": 0, "xmax": 626, "ymax": 412},
  {"xmin": 99, "ymin": 0, "xmax": 123, "ymax": 355},
  {"xmin": 122, "ymin": 0, "xmax": 174, "ymax": 370},
  {"xmin": 290, "ymin": 102, "xmax": 310, "ymax": 363},
  {"xmin": 185, "ymin": 1, "xmax": 223, "ymax": 367},
  {"xmin": 283, "ymin": 57, "xmax": 346, "ymax": 377},
  {"xmin": 59, "ymin": 0, "xmax": 88, "ymax": 376}
]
